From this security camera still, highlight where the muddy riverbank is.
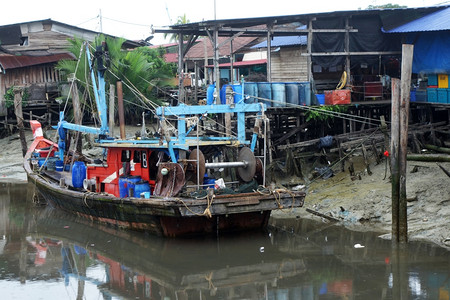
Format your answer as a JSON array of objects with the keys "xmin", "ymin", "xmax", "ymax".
[
  {"xmin": 272, "ymin": 151, "xmax": 450, "ymax": 250},
  {"xmin": 1, "ymin": 128, "xmax": 449, "ymax": 249}
]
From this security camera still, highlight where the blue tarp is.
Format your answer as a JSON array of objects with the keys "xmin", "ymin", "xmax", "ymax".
[{"xmin": 406, "ymin": 31, "xmax": 450, "ymax": 73}]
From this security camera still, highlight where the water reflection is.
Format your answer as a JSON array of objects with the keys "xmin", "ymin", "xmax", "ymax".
[{"xmin": 0, "ymin": 182, "xmax": 449, "ymax": 299}]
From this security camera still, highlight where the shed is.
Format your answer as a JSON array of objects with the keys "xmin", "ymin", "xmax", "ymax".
[
  {"xmin": 383, "ymin": 7, "xmax": 450, "ymax": 74},
  {"xmin": 0, "ymin": 19, "xmax": 144, "ymax": 117}
]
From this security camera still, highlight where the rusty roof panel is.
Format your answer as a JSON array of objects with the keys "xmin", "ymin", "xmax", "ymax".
[
  {"xmin": 185, "ymin": 36, "xmax": 258, "ymax": 59},
  {"xmin": 0, "ymin": 53, "xmax": 75, "ymax": 70}
]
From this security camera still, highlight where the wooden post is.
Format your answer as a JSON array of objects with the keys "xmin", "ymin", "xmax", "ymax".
[
  {"xmin": 178, "ymin": 32, "xmax": 185, "ymax": 105},
  {"xmin": 194, "ymin": 62, "xmax": 198, "ymax": 104},
  {"xmin": 117, "ymin": 81, "xmax": 126, "ymax": 139},
  {"xmin": 398, "ymin": 44, "xmax": 414, "ymax": 244},
  {"xmin": 109, "ymin": 84, "xmax": 115, "ymax": 137},
  {"xmin": 391, "ymin": 77, "xmax": 401, "ymax": 245},
  {"xmin": 214, "ymin": 27, "xmax": 221, "ymax": 104},
  {"xmin": 230, "ymin": 40, "xmax": 234, "ymax": 83},
  {"xmin": 71, "ymin": 82, "xmax": 83, "ymax": 154},
  {"xmin": 266, "ymin": 23, "xmax": 272, "ymax": 82},
  {"xmin": 345, "ymin": 17, "xmax": 351, "ymax": 86},
  {"xmin": 13, "ymin": 86, "xmax": 27, "ymax": 157},
  {"xmin": 204, "ymin": 39, "xmax": 208, "ymax": 84},
  {"xmin": 307, "ymin": 19, "xmax": 313, "ymax": 82}
]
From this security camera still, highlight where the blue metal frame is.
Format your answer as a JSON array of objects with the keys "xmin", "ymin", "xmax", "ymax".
[
  {"xmin": 55, "ymin": 42, "xmax": 266, "ymax": 164},
  {"xmin": 156, "ymin": 103, "xmax": 265, "ymax": 147},
  {"xmin": 85, "ymin": 43, "xmax": 109, "ymax": 136}
]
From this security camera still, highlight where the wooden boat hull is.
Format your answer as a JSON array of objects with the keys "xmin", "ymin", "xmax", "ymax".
[{"xmin": 25, "ymin": 154, "xmax": 304, "ymax": 237}]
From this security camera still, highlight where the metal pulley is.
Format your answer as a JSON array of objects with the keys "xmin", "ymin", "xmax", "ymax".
[{"xmin": 186, "ymin": 147, "xmax": 257, "ymax": 183}]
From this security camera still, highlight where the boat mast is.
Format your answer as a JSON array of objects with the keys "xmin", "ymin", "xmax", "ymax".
[{"xmin": 86, "ymin": 42, "xmax": 109, "ymax": 136}]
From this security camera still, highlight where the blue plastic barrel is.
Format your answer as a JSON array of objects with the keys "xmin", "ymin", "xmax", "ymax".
[
  {"xmin": 133, "ymin": 180, "xmax": 151, "ymax": 197},
  {"xmin": 298, "ymin": 82, "xmax": 311, "ymax": 106},
  {"xmin": 38, "ymin": 159, "xmax": 46, "ymax": 168},
  {"xmin": 285, "ymin": 83, "xmax": 299, "ymax": 105},
  {"xmin": 220, "ymin": 84, "xmax": 230, "ymax": 104},
  {"xmin": 243, "ymin": 82, "xmax": 258, "ymax": 103},
  {"xmin": 119, "ymin": 176, "xmax": 129, "ymax": 197},
  {"xmin": 257, "ymin": 82, "xmax": 272, "ymax": 107},
  {"xmin": 272, "ymin": 83, "xmax": 286, "ymax": 107},
  {"xmin": 232, "ymin": 84, "xmax": 243, "ymax": 103},
  {"xmin": 55, "ymin": 160, "xmax": 64, "ymax": 172},
  {"xmin": 316, "ymin": 94, "xmax": 325, "ymax": 105},
  {"xmin": 304, "ymin": 82, "xmax": 311, "ymax": 106},
  {"xmin": 126, "ymin": 176, "xmax": 142, "ymax": 197},
  {"xmin": 206, "ymin": 84, "xmax": 216, "ymax": 104},
  {"xmin": 72, "ymin": 161, "xmax": 86, "ymax": 189}
]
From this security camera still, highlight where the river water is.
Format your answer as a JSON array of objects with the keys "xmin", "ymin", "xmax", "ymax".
[{"xmin": 0, "ymin": 182, "xmax": 449, "ymax": 300}]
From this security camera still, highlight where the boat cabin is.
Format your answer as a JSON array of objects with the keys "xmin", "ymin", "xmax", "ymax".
[{"xmin": 86, "ymin": 147, "xmax": 161, "ymax": 198}]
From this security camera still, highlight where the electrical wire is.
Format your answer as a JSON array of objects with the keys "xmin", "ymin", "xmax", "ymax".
[
  {"xmin": 102, "ymin": 16, "xmax": 152, "ymax": 28},
  {"xmin": 240, "ymin": 92, "xmax": 388, "ymax": 127}
]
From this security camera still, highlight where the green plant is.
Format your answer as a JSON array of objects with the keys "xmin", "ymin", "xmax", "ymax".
[
  {"xmin": 4, "ymin": 86, "xmax": 29, "ymax": 108},
  {"xmin": 56, "ymin": 35, "xmax": 176, "ymax": 122},
  {"xmin": 305, "ymin": 105, "xmax": 347, "ymax": 122}
]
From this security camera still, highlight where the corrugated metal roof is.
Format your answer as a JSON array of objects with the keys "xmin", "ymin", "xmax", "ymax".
[
  {"xmin": 384, "ymin": 6, "xmax": 450, "ymax": 33},
  {"xmin": 252, "ymin": 35, "xmax": 307, "ymax": 48},
  {"xmin": 252, "ymin": 26, "xmax": 307, "ymax": 48},
  {"xmin": 0, "ymin": 53, "xmax": 75, "ymax": 70},
  {"xmin": 163, "ymin": 53, "xmax": 178, "ymax": 63},
  {"xmin": 185, "ymin": 36, "xmax": 258, "ymax": 59}
]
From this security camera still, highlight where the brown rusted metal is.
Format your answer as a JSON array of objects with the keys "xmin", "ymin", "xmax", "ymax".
[
  {"xmin": 153, "ymin": 162, "xmax": 186, "ymax": 197},
  {"xmin": 0, "ymin": 53, "xmax": 74, "ymax": 70}
]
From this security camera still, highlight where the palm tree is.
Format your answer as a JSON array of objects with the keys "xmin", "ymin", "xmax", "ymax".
[
  {"xmin": 164, "ymin": 14, "xmax": 191, "ymax": 42},
  {"xmin": 57, "ymin": 35, "xmax": 176, "ymax": 123}
]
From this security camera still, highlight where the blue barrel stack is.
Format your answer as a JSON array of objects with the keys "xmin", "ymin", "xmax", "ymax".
[{"xmin": 206, "ymin": 82, "xmax": 311, "ymax": 107}]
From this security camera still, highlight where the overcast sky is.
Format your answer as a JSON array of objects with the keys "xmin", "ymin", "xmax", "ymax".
[{"xmin": 0, "ymin": 0, "xmax": 443, "ymax": 44}]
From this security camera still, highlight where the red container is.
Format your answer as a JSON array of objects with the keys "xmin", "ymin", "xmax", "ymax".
[
  {"xmin": 324, "ymin": 90, "xmax": 351, "ymax": 105},
  {"xmin": 428, "ymin": 85, "xmax": 438, "ymax": 88},
  {"xmin": 38, "ymin": 147, "xmax": 56, "ymax": 157},
  {"xmin": 364, "ymin": 81, "xmax": 383, "ymax": 99}
]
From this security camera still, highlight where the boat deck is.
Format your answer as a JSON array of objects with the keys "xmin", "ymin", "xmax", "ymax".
[{"xmin": 42, "ymin": 169, "xmax": 76, "ymax": 189}]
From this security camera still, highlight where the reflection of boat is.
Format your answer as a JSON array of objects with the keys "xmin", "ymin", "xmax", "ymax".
[
  {"xmin": 32, "ymin": 207, "xmax": 307, "ymax": 299},
  {"xmin": 24, "ymin": 42, "xmax": 304, "ymax": 237}
]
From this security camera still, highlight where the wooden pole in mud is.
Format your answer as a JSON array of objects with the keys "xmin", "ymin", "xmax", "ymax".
[
  {"xmin": 391, "ymin": 78, "xmax": 400, "ymax": 245},
  {"xmin": 398, "ymin": 44, "xmax": 413, "ymax": 244},
  {"xmin": 13, "ymin": 86, "xmax": 27, "ymax": 157},
  {"xmin": 117, "ymin": 81, "xmax": 126, "ymax": 139},
  {"xmin": 391, "ymin": 44, "xmax": 414, "ymax": 245}
]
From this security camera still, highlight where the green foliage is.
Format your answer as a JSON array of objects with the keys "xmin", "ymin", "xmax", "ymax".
[
  {"xmin": 305, "ymin": 105, "xmax": 347, "ymax": 122},
  {"xmin": 164, "ymin": 14, "xmax": 191, "ymax": 42},
  {"xmin": 56, "ymin": 35, "xmax": 177, "ymax": 122},
  {"xmin": 366, "ymin": 3, "xmax": 407, "ymax": 9},
  {"xmin": 3, "ymin": 86, "xmax": 29, "ymax": 108}
]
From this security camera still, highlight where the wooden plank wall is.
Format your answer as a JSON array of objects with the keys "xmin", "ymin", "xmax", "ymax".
[
  {"xmin": 271, "ymin": 47, "xmax": 308, "ymax": 82},
  {"xmin": 4, "ymin": 30, "xmax": 73, "ymax": 54},
  {"xmin": 1, "ymin": 64, "xmax": 60, "ymax": 88}
]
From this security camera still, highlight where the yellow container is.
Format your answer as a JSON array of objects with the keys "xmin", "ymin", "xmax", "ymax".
[{"xmin": 438, "ymin": 74, "xmax": 448, "ymax": 88}]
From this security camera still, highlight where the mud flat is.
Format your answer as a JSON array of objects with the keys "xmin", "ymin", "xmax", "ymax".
[{"xmin": 272, "ymin": 154, "xmax": 450, "ymax": 250}]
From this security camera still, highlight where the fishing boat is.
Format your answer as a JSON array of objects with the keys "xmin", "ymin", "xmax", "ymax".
[{"xmin": 24, "ymin": 42, "xmax": 304, "ymax": 237}]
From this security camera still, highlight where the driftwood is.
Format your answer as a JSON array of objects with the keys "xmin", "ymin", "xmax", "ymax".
[
  {"xmin": 437, "ymin": 164, "xmax": 450, "ymax": 178},
  {"xmin": 273, "ymin": 121, "xmax": 310, "ymax": 146},
  {"xmin": 305, "ymin": 208, "xmax": 339, "ymax": 222},
  {"xmin": 424, "ymin": 144, "xmax": 450, "ymax": 154},
  {"xmin": 407, "ymin": 154, "xmax": 450, "ymax": 162}
]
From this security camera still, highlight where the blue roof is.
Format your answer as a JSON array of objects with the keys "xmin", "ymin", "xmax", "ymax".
[
  {"xmin": 384, "ymin": 6, "xmax": 450, "ymax": 33},
  {"xmin": 252, "ymin": 26, "xmax": 307, "ymax": 48}
]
